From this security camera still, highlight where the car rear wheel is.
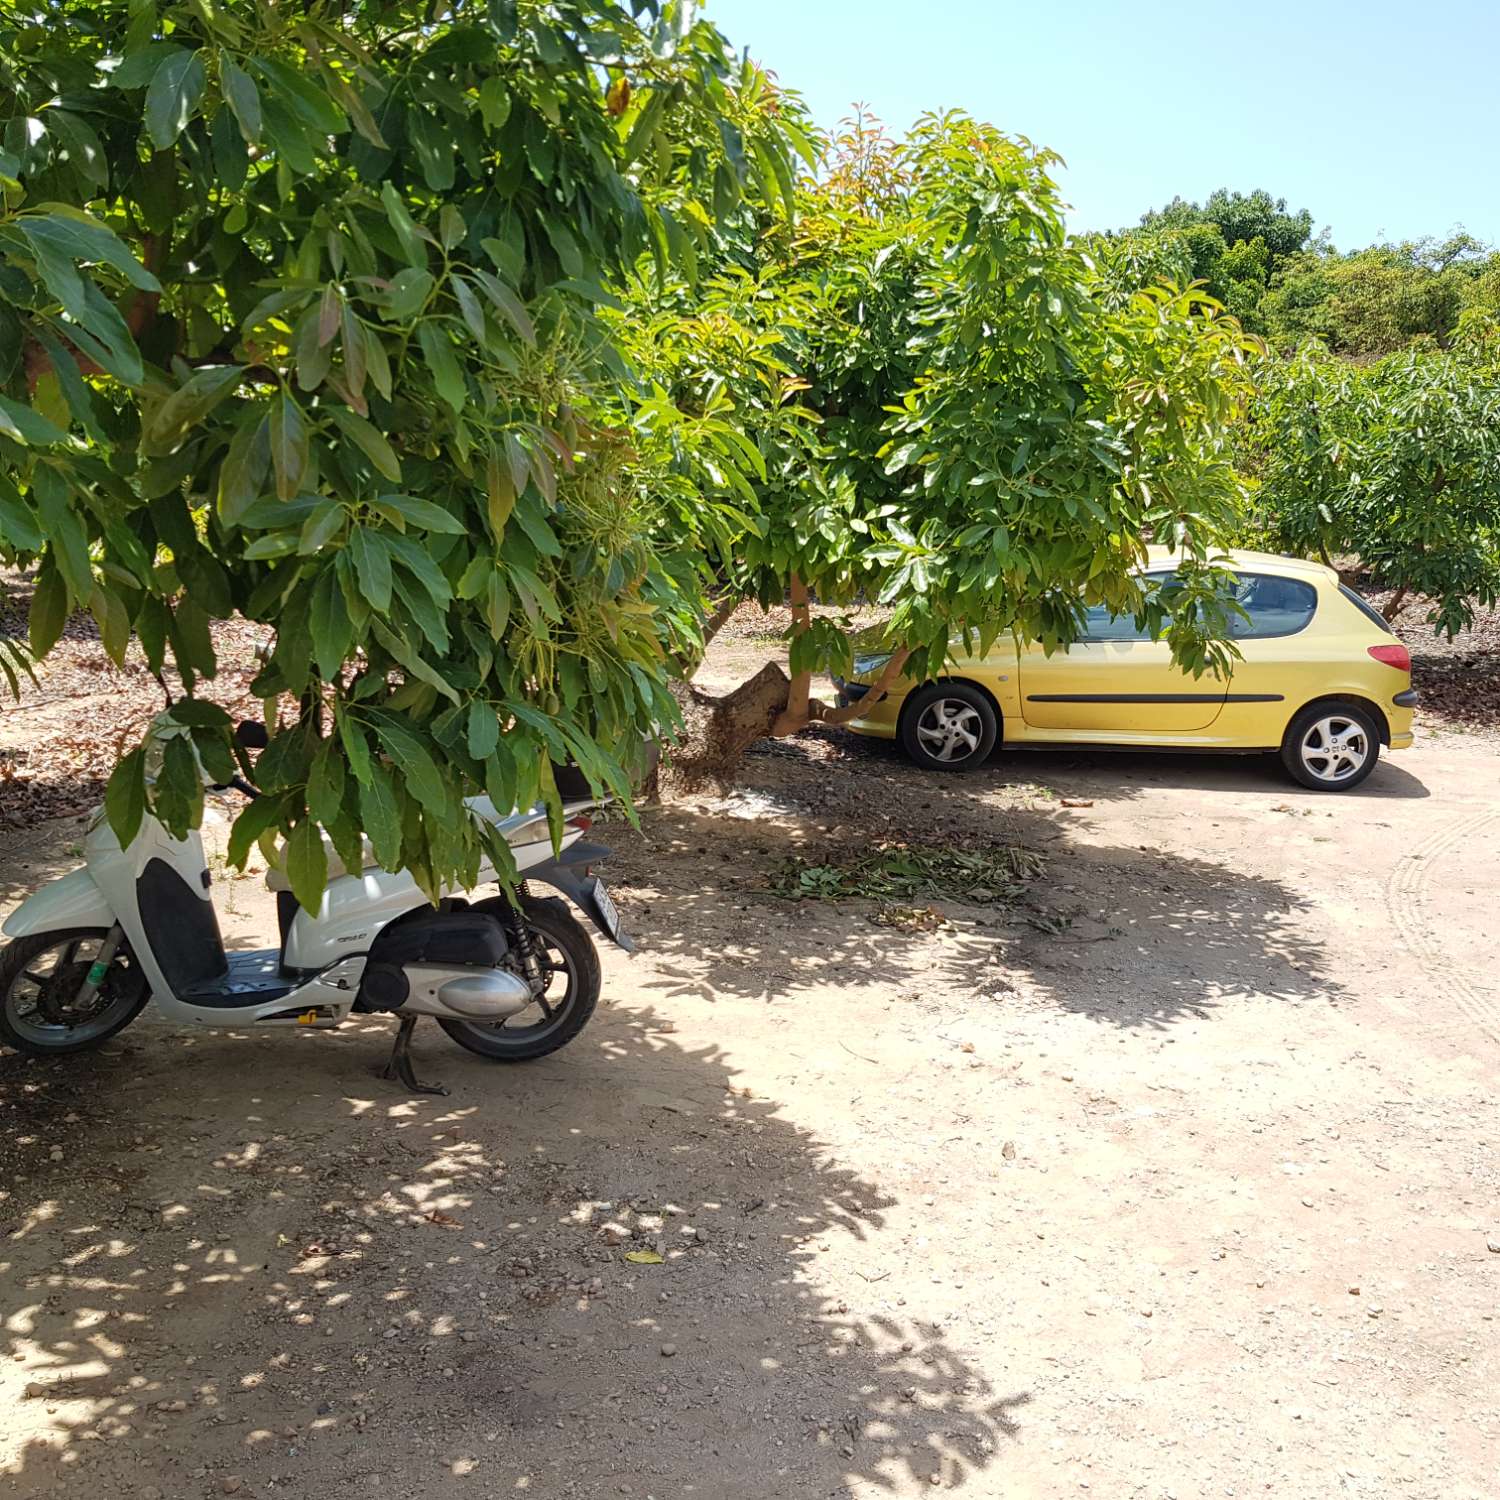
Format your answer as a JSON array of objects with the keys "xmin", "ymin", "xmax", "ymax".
[
  {"xmin": 899, "ymin": 683, "xmax": 999, "ymax": 772},
  {"xmin": 1280, "ymin": 701, "xmax": 1381, "ymax": 792}
]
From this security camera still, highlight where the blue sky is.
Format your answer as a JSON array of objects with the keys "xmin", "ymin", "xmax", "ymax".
[{"xmin": 703, "ymin": 0, "xmax": 1498, "ymax": 250}]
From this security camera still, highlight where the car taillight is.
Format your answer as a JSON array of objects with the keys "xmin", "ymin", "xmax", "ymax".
[
  {"xmin": 1368, "ymin": 644, "xmax": 1411, "ymax": 672},
  {"xmin": 567, "ymin": 814, "xmax": 592, "ymax": 833}
]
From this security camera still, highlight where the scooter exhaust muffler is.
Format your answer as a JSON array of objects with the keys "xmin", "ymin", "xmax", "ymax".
[{"xmin": 395, "ymin": 965, "xmax": 535, "ymax": 1022}]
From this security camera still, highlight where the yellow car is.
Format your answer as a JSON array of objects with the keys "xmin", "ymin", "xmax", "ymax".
[{"xmin": 833, "ymin": 550, "xmax": 1416, "ymax": 792}]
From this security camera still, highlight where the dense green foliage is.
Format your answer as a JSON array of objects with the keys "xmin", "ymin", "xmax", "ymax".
[
  {"xmin": 0, "ymin": 30, "xmax": 1264, "ymax": 902},
  {"xmin": 1132, "ymin": 188, "xmax": 1315, "ymax": 331},
  {"xmin": 1262, "ymin": 234, "xmax": 1500, "ymax": 358},
  {"xmin": 1243, "ymin": 314, "xmax": 1500, "ymax": 635},
  {"xmin": 627, "ymin": 111, "xmax": 1259, "ymax": 699},
  {"xmin": 1120, "ymin": 189, "xmax": 1500, "ymax": 355},
  {"xmin": 9, "ymin": 2, "xmax": 1489, "ymax": 910},
  {"xmin": 0, "ymin": 0, "xmax": 808, "ymax": 905}
]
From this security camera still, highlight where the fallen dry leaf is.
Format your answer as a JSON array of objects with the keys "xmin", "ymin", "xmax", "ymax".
[
  {"xmin": 1060, "ymin": 798, "xmax": 1094, "ymax": 808},
  {"xmin": 424, "ymin": 1210, "xmax": 463, "ymax": 1228},
  {"xmin": 623, "ymin": 1248, "xmax": 664, "ymax": 1265}
]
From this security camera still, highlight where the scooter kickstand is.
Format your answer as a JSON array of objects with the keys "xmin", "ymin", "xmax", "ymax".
[{"xmin": 381, "ymin": 1016, "xmax": 449, "ymax": 1097}]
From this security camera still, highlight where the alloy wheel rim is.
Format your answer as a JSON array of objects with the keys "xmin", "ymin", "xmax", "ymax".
[
  {"xmin": 915, "ymin": 699, "xmax": 984, "ymax": 763},
  {"xmin": 5, "ymin": 935, "xmax": 139, "ymax": 1046},
  {"xmin": 482, "ymin": 931, "xmax": 577, "ymax": 1038},
  {"xmin": 1299, "ymin": 715, "xmax": 1370, "ymax": 783}
]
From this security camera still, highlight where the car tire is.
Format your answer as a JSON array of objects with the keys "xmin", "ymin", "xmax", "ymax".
[
  {"xmin": 1280, "ymin": 701, "xmax": 1381, "ymax": 792},
  {"xmin": 899, "ymin": 683, "xmax": 999, "ymax": 772}
]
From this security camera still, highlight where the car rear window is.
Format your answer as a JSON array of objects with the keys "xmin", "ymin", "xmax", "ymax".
[
  {"xmin": 1226, "ymin": 573, "xmax": 1317, "ymax": 638},
  {"xmin": 1338, "ymin": 583, "xmax": 1396, "ymax": 635}
]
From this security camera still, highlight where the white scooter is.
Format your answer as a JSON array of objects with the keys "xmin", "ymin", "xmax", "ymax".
[{"xmin": 0, "ymin": 719, "xmax": 633, "ymax": 1094}]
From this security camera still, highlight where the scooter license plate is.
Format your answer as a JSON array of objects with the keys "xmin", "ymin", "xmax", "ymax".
[{"xmin": 591, "ymin": 879, "xmax": 623, "ymax": 941}]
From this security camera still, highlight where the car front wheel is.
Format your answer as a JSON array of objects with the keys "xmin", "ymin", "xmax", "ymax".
[
  {"xmin": 899, "ymin": 683, "xmax": 999, "ymax": 772},
  {"xmin": 1280, "ymin": 701, "xmax": 1381, "ymax": 791}
]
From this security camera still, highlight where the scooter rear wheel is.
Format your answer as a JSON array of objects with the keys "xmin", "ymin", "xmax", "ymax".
[
  {"xmin": 0, "ymin": 928, "xmax": 150, "ymax": 1057},
  {"xmin": 438, "ymin": 895, "xmax": 601, "ymax": 1062}
]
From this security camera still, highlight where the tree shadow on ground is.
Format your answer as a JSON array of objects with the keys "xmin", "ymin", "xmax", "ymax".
[
  {"xmin": 1, "ymin": 1003, "xmax": 1028, "ymax": 1497},
  {"xmin": 783, "ymin": 718, "xmax": 1430, "ymax": 801},
  {"xmin": 621, "ymin": 729, "xmax": 1343, "ymax": 1030}
]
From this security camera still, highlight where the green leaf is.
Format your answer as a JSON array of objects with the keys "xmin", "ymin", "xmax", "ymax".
[
  {"xmin": 310, "ymin": 568, "xmax": 355, "ymax": 680},
  {"xmin": 28, "ymin": 563, "xmax": 69, "ymax": 655},
  {"xmin": 450, "ymin": 273, "xmax": 487, "ymax": 341},
  {"xmin": 250, "ymin": 57, "xmax": 347, "ymax": 137},
  {"xmin": 31, "ymin": 469, "xmax": 93, "ymax": 601},
  {"xmin": 407, "ymin": 106, "xmax": 456, "ymax": 191},
  {"xmin": 89, "ymin": 584, "xmax": 130, "ymax": 667},
  {"xmin": 220, "ymin": 54, "xmax": 262, "ymax": 145},
  {"xmin": 111, "ymin": 44, "xmax": 188, "ymax": 91},
  {"xmin": 156, "ymin": 733, "xmax": 204, "ymax": 838},
  {"xmin": 467, "ymin": 700, "xmax": 500, "ymax": 759},
  {"xmin": 144, "ymin": 49, "xmax": 206, "ymax": 149},
  {"xmin": 380, "ymin": 267, "xmax": 435, "ymax": 322},
  {"xmin": 374, "ymin": 493, "xmax": 465, "ymax": 533},
  {"xmin": 359, "ymin": 760, "xmax": 402, "ymax": 869},
  {"xmin": 472, "ymin": 268, "xmax": 535, "ymax": 345},
  {"xmin": 336, "ymin": 707, "xmax": 374, "ymax": 785},
  {"xmin": 483, "ymin": 571, "xmax": 510, "ymax": 639},
  {"xmin": 105, "ymin": 747, "xmax": 149, "ymax": 847},
  {"xmin": 227, "ymin": 793, "xmax": 286, "ymax": 870},
  {"xmin": 286, "ymin": 817, "xmax": 330, "ymax": 910},
  {"xmin": 348, "ymin": 526, "xmax": 393, "ymax": 611},
  {"xmin": 298, "ymin": 500, "xmax": 344, "ymax": 554},
  {"xmin": 380, "ymin": 182, "xmax": 429, "ymax": 268},
  {"xmin": 0, "ymin": 475, "xmax": 43, "ymax": 551},
  {"xmin": 269, "ymin": 393, "xmax": 307, "ymax": 500},
  {"xmin": 417, "ymin": 322, "xmax": 466, "ymax": 413},
  {"xmin": 142, "ymin": 364, "xmax": 244, "ymax": 456},
  {"xmin": 368, "ymin": 713, "xmax": 448, "ymax": 812},
  {"xmin": 0, "ymin": 395, "xmax": 69, "ymax": 447},
  {"xmin": 19, "ymin": 211, "xmax": 161, "ymax": 292},
  {"xmin": 169, "ymin": 698, "xmax": 233, "ymax": 729},
  {"xmin": 307, "ymin": 742, "xmax": 347, "ymax": 825},
  {"xmin": 328, "ymin": 407, "xmax": 402, "ymax": 481}
]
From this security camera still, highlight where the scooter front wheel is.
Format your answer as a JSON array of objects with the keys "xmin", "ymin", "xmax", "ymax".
[
  {"xmin": 438, "ymin": 895, "xmax": 601, "ymax": 1063},
  {"xmin": 0, "ymin": 928, "xmax": 150, "ymax": 1057}
]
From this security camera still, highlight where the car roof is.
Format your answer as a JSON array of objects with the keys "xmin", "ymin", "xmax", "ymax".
[{"xmin": 1144, "ymin": 547, "xmax": 1338, "ymax": 583}]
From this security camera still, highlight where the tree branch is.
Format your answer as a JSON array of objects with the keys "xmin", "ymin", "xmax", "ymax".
[
  {"xmin": 770, "ymin": 572, "xmax": 813, "ymax": 736},
  {"xmin": 815, "ymin": 647, "xmax": 912, "ymax": 725}
]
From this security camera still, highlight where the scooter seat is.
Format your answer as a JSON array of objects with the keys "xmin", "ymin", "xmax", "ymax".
[{"xmin": 264, "ymin": 834, "xmax": 379, "ymax": 892}]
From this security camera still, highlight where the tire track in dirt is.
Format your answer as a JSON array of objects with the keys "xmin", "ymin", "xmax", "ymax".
[{"xmin": 1385, "ymin": 811, "xmax": 1500, "ymax": 1046}]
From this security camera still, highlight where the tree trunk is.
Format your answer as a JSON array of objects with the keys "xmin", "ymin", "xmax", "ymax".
[
  {"xmin": 667, "ymin": 662, "xmax": 796, "ymax": 788},
  {"xmin": 1381, "ymin": 584, "xmax": 1409, "ymax": 622},
  {"xmin": 770, "ymin": 573, "xmax": 812, "ymax": 736}
]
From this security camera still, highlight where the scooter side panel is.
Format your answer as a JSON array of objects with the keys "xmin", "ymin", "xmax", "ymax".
[
  {"xmin": 1, "ymin": 867, "xmax": 116, "ymax": 939},
  {"xmin": 283, "ymin": 820, "xmax": 585, "ymax": 970}
]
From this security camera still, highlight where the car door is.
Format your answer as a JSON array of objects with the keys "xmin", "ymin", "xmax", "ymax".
[
  {"xmin": 1213, "ymin": 570, "xmax": 1322, "ymax": 737},
  {"xmin": 1017, "ymin": 576, "xmax": 1226, "ymax": 735}
]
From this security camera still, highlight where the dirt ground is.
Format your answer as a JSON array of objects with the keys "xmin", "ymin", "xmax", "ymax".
[{"xmin": 2, "ymin": 615, "xmax": 1499, "ymax": 1500}]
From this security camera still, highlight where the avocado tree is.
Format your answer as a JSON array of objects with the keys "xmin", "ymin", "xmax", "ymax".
[
  {"xmin": 1243, "ymin": 314, "xmax": 1500, "ymax": 634},
  {"xmin": 621, "ymin": 112, "xmax": 1262, "ymax": 773},
  {"xmin": 0, "ymin": 0, "xmax": 809, "ymax": 903},
  {"xmin": 1, "ymin": 6, "xmax": 1260, "ymax": 899}
]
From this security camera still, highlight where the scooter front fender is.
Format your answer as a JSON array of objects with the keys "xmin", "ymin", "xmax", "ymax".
[{"xmin": 2, "ymin": 867, "xmax": 116, "ymax": 940}]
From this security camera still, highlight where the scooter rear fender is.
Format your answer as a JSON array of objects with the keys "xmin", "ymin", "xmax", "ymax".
[{"xmin": 2, "ymin": 868, "xmax": 116, "ymax": 940}]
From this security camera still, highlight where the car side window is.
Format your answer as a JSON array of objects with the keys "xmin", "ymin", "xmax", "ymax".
[
  {"xmin": 1227, "ymin": 573, "xmax": 1318, "ymax": 639},
  {"xmin": 1078, "ymin": 573, "xmax": 1174, "ymax": 643}
]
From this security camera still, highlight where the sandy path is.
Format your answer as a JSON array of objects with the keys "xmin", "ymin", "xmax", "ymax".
[{"xmin": 1, "ymin": 635, "xmax": 1497, "ymax": 1499}]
